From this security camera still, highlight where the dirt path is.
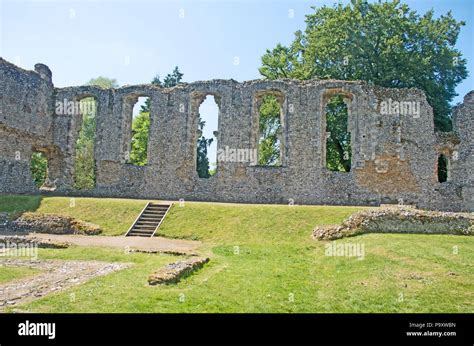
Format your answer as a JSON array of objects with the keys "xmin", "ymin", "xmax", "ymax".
[
  {"xmin": 0, "ymin": 258, "xmax": 129, "ymax": 311},
  {"xmin": 0, "ymin": 234, "xmax": 202, "ymax": 310},
  {"xmin": 28, "ymin": 233, "xmax": 201, "ymax": 255}
]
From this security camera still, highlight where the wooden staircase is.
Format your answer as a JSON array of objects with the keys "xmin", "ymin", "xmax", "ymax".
[{"xmin": 125, "ymin": 202, "xmax": 172, "ymax": 237}]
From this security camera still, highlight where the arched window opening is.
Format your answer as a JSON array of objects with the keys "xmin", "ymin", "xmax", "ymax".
[
  {"xmin": 129, "ymin": 97, "xmax": 151, "ymax": 166},
  {"xmin": 325, "ymin": 94, "xmax": 351, "ymax": 172},
  {"xmin": 437, "ymin": 154, "xmax": 449, "ymax": 183},
  {"xmin": 31, "ymin": 151, "xmax": 48, "ymax": 188},
  {"xmin": 74, "ymin": 97, "xmax": 97, "ymax": 189},
  {"xmin": 257, "ymin": 94, "xmax": 283, "ymax": 166},
  {"xmin": 196, "ymin": 95, "xmax": 219, "ymax": 178}
]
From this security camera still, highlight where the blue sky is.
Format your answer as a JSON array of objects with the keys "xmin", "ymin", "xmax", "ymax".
[
  {"xmin": 1, "ymin": 0, "xmax": 472, "ymax": 92},
  {"xmin": 1, "ymin": 0, "xmax": 473, "ymax": 165}
]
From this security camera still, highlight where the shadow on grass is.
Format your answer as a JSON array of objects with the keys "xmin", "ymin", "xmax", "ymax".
[{"xmin": 0, "ymin": 194, "xmax": 43, "ymax": 219}]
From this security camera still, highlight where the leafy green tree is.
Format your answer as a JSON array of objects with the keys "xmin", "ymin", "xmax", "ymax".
[
  {"xmin": 130, "ymin": 111, "xmax": 150, "ymax": 166},
  {"xmin": 259, "ymin": 0, "xmax": 468, "ymax": 131},
  {"xmin": 258, "ymin": 95, "xmax": 282, "ymax": 166},
  {"xmin": 141, "ymin": 67, "xmax": 183, "ymax": 112},
  {"xmin": 196, "ymin": 119, "xmax": 214, "ymax": 178},
  {"xmin": 30, "ymin": 152, "xmax": 48, "ymax": 187},
  {"xmin": 74, "ymin": 137, "xmax": 95, "ymax": 189},
  {"xmin": 85, "ymin": 76, "xmax": 119, "ymax": 89},
  {"xmin": 73, "ymin": 98, "xmax": 96, "ymax": 189},
  {"xmin": 326, "ymin": 95, "xmax": 351, "ymax": 172},
  {"xmin": 208, "ymin": 167, "xmax": 217, "ymax": 176},
  {"xmin": 130, "ymin": 67, "xmax": 184, "ymax": 165},
  {"xmin": 163, "ymin": 67, "xmax": 184, "ymax": 88},
  {"xmin": 437, "ymin": 154, "xmax": 448, "ymax": 182},
  {"xmin": 74, "ymin": 77, "xmax": 118, "ymax": 189}
]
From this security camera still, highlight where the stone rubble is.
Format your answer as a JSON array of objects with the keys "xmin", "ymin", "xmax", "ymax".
[
  {"xmin": 11, "ymin": 212, "xmax": 102, "ymax": 235},
  {"xmin": 0, "ymin": 258, "xmax": 130, "ymax": 310},
  {"xmin": 148, "ymin": 257, "xmax": 210, "ymax": 285},
  {"xmin": 0, "ymin": 235, "xmax": 70, "ymax": 249},
  {"xmin": 312, "ymin": 206, "xmax": 474, "ymax": 240}
]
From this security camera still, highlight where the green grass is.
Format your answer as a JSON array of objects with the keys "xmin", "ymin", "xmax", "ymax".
[
  {"xmin": 0, "ymin": 266, "xmax": 41, "ymax": 284},
  {"xmin": 0, "ymin": 194, "xmax": 42, "ymax": 219},
  {"xmin": 158, "ymin": 202, "xmax": 364, "ymax": 244},
  {"xmin": 3, "ymin": 246, "xmax": 180, "ymax": 313},
  {"xmin": 0, "ymin": 195, "xmax": 147, "ymax": 235},
  {"xmin": 0, "ymin": 195, "xmax": 473, "ymax": 312}
]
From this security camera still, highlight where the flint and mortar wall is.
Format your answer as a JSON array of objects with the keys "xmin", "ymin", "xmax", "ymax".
[{"xmin": 0, "ymin": 58, "xmax": 472, "ymax": 211}]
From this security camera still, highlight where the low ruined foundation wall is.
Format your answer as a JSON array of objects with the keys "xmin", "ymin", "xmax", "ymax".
[{"xmin": 313, "ymin": 207, "xmax": 474, "ymax": 240}]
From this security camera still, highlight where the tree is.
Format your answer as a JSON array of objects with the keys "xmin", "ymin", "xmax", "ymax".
[
  {"xmin": 325, "ymin": 95, "xmax": 351, "ymax": 172},
  {"xmin": 30, "ymin": 152, "xmax": 48, "ymax": 187},
  {"xmin": 196, "ymin": 119, "xmax": 214, "ymax": 178},
  {"xmin": 259, "ymin": 0, "xmax": 468, "ymax": 131},
  {"xmin": 74, "ymin": 77, "xmax": 118, "ymax": 189},
  {"xmin": 85, "ymin": 76, "xmax": 118, "ymax": 89},
  {"xmin": 258, "ymin": 95, "xmax": 282, "ymax": 166},
  {"xmin": 141, "ymin": 67, "xmax": 183, "ymax": 112},
  {"xmin": 437, "ymin": 155, "xmax": 448, "ymax": 182},
  {"xmin": 130, "ymin": 67, "xmax": 184, "ymax": 165},
  {"xmin": 163, "ymin": 66, "xmax": 184, "ymax": 88},
  {"xmin": 129, "ymin": 111, "xmax": 150, "ymax": 166}
]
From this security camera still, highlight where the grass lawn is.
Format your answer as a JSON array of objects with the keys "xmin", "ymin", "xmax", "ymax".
[
  {"xmin": 0, "ymin": 195, "xmax": 147, "ymax": 235},
  {"xmin": 0, "ymin": 195, "xmax": 42, "ymax": 219},
  {"xmin": 0, "ymin": 266, "xmax": 41, "ymax": 284},
  {"xmin": 0, "ymin": 194, "xmax": 473, "ymax": 313}
]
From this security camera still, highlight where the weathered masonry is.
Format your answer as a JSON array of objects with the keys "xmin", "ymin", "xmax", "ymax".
[{"xmin": 0, "ymin": 58, "xmax": 473, "ymax": 211}]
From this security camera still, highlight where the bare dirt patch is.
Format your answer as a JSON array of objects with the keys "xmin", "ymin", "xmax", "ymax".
[
  {"xmin": 0, "ymin": 258, "xmax": 129, "ymax": 310},
  {"xmin": 26, "ymin": 233, "xmax": 201, "ymax": 256}
]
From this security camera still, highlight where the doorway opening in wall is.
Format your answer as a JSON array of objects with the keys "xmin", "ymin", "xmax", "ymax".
[
  {"xmin": 129, "ymin": 97, "xmax": 151, "ymax": 166},
  {"xmin": 325, "ymin": 95, "xmax": 351, "ymax": 172},
  {"xmin": 438, "ymin": 154, "xmax": 449, "ymax": 183},
  {"xmin": 196, "ymin": 95, "xmax": 219, "ymax": 178},
  {"xmin": 73, "ymin": 97, "xmax": 97, "ymax": 190},
  {"xmin": 31, "ymin": 151, "xmax": 48, "ymax": 188},
  {"xmin": 257, "ymin": 94, "xmax": 283, "ymax": 166}
]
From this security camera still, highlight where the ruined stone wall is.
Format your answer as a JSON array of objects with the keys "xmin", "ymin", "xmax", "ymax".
[
  {"xmin": 0, "ymin": 58, "xmax": 472, "ymax": 211},
  {"xmin": 0, "ymin": 59, "xmax": 56, "ymax": 193},
  {"xmin": 450, "ymin": 91, "xmax": 474, "ymax": 210}
]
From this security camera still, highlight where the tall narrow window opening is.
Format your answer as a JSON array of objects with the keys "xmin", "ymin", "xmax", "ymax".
[
  {"xmin": 325, "ymin": 94, "xmax": 351, "ymax": 172},
  {"xmin": 196, "ymin": 95, "xmax": 219, "ymax": 178},
  {"xmin": 257, "ymin": 94, "xmax": 283, "ymax": 166},
  {"xmin": 74, "ymin": 97, "xmax": 97, "ymax": 189}
]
